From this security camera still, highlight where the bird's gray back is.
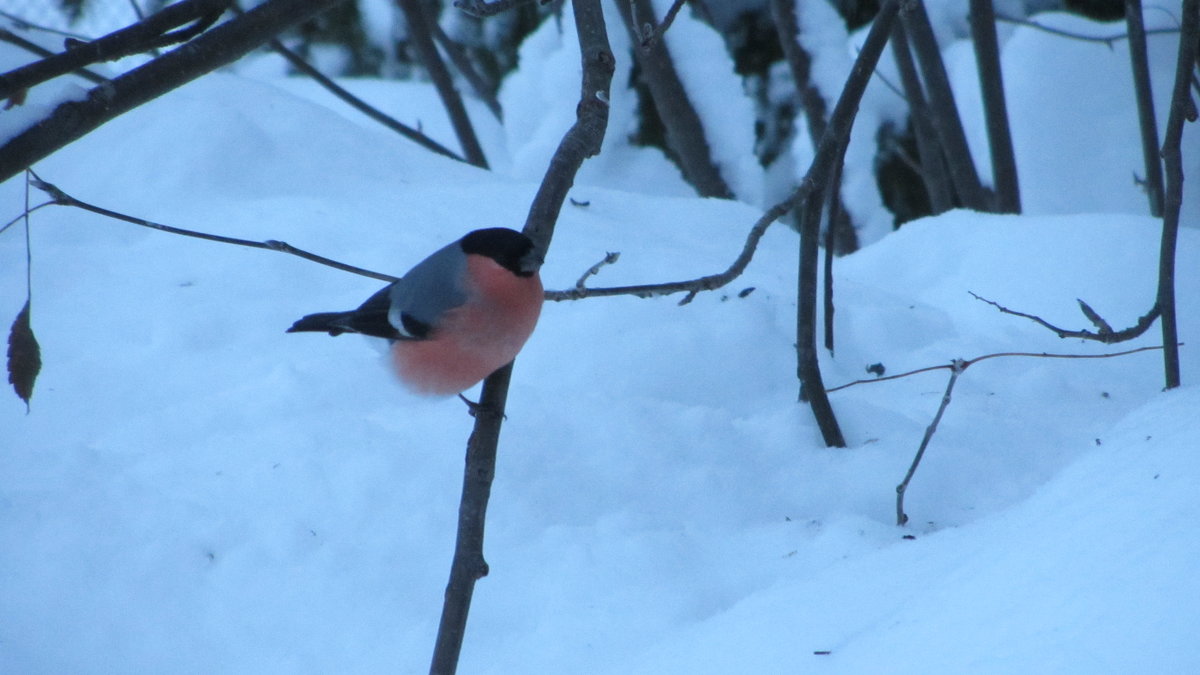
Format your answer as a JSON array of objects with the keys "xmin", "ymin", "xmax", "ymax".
[{"xmin": 388, "ymin": 239, "xmax": 468, "ymax": 330}]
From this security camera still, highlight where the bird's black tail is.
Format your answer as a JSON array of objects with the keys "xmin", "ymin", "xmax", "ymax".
[{"xmin": 286, "ymin": 312, "xmax": 357, "ymax": 336}]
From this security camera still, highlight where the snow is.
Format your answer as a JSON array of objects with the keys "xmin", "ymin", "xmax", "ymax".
[
  {"xmin": 2, "ymin": 5, "xmax": 1198, "ymax": 674},
  {"xmin": 653, "ymin": 0, "xmax": 762, "ymax": 204}
]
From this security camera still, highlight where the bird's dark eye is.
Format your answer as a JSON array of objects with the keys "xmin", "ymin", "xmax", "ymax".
[{"xmin": 400, "ymin": 312, "xmax": 432, "ymax": 339}]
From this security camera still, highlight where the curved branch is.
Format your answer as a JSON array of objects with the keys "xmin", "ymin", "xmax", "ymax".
[
  {"xmin": 544, "ymin": 198, "xmax": 788, "ymax": 303},
  {"xmin": 969, "ymin": 291, "xmax": 1161, "ymax": 344}
]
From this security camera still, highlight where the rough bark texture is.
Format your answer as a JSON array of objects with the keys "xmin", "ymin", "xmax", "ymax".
[
  {"xmin": 796, "ymin": 0, "xmax": 903, "ymax": 448},
  {"xmin": 427, "ymin": 2, "xmax": 614, "ymax": 673},
  {"xmin": 616, "ymin": 0, "xmax": 734, "ymax": 199}
]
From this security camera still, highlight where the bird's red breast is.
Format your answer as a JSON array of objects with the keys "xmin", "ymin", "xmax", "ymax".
[{"xmin": 391, "ymin": 254, "xmax": 543, "ymax": 396}]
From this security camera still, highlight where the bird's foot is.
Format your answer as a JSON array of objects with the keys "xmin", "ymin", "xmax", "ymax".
[{"xmin": 458, "ymin": 393, "xmax": 506, "ymax": 420}]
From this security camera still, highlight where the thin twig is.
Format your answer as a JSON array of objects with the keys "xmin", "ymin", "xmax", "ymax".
[
  {"xmin": 824, "ymin": 343, "xmax": 1175, "ymax": 525},
  {"xmin": 0, "ymin": 28, "xmax": 107, "ymax": 84},
  {"xmin": 0, "ymin": 10, "xmax": 93, "ymax": 41},
  {"xmin": 827, "ymin": 344, "xmax": 1174, "ymax": 393},
  {"xmin": 398, "ymin": 0, "xmax": 489, "ymax": 169},
  {"xmin": 969, "ymin": 291, "xmax": 1161, "ymax": 344},
  {"xmin": 543, "ymin": 198, "xmax": 789, "ymax": 303},
  {"xmin": 634, "ymin": 0, "xmax": 687, "ymax": 51},
  {"xmin": 0, "ymin": 200, "xmax": 55, "ymax": 236},
  {"xmin": 431, "ymin": 20, "xmax": 503, "ymax": 121},
  {"xmin": 28, "ymin": 171, "xmax": 399, "ymax": 282},
  {"xmin": 0, "ymin": 0, "xmax": 349, "ymax": 184},
  {"xmin": 573, "ymin": 251, "xmax": 620, "ymax": 290},
  {"xmin": 995, "ymin": 12, "xmax": 1180, "ymax": 47},
  {"xmin": 896, "ymin": 359, "xmax": 964, "ymax": 526},
  {"xmin": 263, "ymin": 35, "xmax": 466, "ymax": 162},
  {"xmin": 452, "ymin": 0, "xmax": 542, "ymax": 18},
  {"xmin": 0, "ymin": 0, "xmax": 228, "ymax": 102}
]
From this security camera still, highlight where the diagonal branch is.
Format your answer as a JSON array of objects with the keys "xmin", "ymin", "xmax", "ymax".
[
  {"xmin": 431, "ymin": 19, "xmax": 503, "ymax": 120},
  {"xmin": 453, "ymin": 0, "xmax": 543, "ymax": 18},
  {"xmin": 397, "ymin": 0, "xmax": 489, "ymax": 169},
  {"xmin": 0, "ymin": 0, "xmax": 350, "ymax": 185},
  {"xmin": 0, "ymin": 28, "xmax": 107, "ymax": 85},
  {"xmin": 0, "ymin": 0, "xmax": 229, "ymax": 102},
  {"xmin": 257, "ymin": 28, "xmax": 467, "ymax": 162},
  {"xmin": 633, "ymin": 0, "xmax": 687, "ymax": 51},
  {"xmin": 29, "ymin": 172, "xmax": 398, "ymax": 282}
]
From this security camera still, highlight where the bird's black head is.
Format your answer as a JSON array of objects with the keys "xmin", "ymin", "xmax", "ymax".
[{"xmin": 459, "ymin": 228, "xmax": 541, "ymax": 277}]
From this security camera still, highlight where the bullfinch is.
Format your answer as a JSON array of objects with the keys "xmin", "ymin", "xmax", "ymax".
[{"xmin": 287, "ymin": 227, "xmax": 543, "ymax": 396}]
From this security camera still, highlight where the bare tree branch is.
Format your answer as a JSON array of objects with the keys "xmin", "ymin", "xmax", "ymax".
[
  {"xmin": 970, "ymin": 0, "xmax": 1021, "ymax": 213},
  {"xmin": 895, "ymin": 358, "xmax": 963, "ymax": 526},
  {"xmin": 428, "ymin": 1, "xmax": 614, "ymax": 673},
  {"xmin": 453, "ymin": 0, "xmax": 544, "ymax": 18},
  {"xmin": 0, "ymin": 0, "xmax": 229, "ymax": 102},
  {"xmin": 827, "ymin": 344, "xmax": 1173, "ymax": 393},
  {"xmin": 900, "ymin": 0, "xmax": 988, "ymax": 210},
  {"xmin": 431, "ymin": 20, "xmax": 503, "ymax": 121},
  {"xmin": 255, "ymin": 26, "xmax": 467, "ymax": 162},
  {"xmin": 0, "ymin": 28, "xmax": 106, "ymax": 85},
  {"xmin": 969, "ymin": 291, "xmax": 1161, "ymax": 344},
  {"xmin": 633, "ymin": 0, "xmax": 686, "ymax": 51},
  {"xmin": 397, "ymin": 0, "xmax": 489, "ymax": 169},
  {"xmin": 1125, "ymin": 0, "xmax": 1166, "ymax": 217},
  {"xmin": 768, "ymin": 0, "xmax": 857, "ymax": 252},
  {"xmin": 616, "ymin": 0, "xmax": 733, "ymax": 199},
  {"xmin": 28, "ymin": 172, "xmax": 399, "ymax": 282},
  {"xmin": 572, "ymin": 251, "xmax": 620, "ymax": 289},
  {"xmin": 0, "ymin": 0, "xmax": 350, "ymax": 185},
  {"xmin": 793, "ymin": 0, "xmax": 903, "ymax": 447},
  {"xmin": 545, "ymin": 198, "xmax": 786, "ymax": 303},
  {"xmin": 1155, "ymin": 0, "xmax": 1198, "ymax": 389},
  {"xmin": 996, "ymin": 12, "xmax": 1180, "ymax": 47},
  {"xmin": 824, "ymin": 344, "xmax": 1176, "ymax": 525},
  {"xmin": 890, "ymin": 20, "xmax": 954, "ymax": 214}
]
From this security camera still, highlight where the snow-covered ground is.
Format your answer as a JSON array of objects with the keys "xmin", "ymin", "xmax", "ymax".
[{"xmin": 1, "ymin": 4, "xmax": 1198, "ymax": 673}]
